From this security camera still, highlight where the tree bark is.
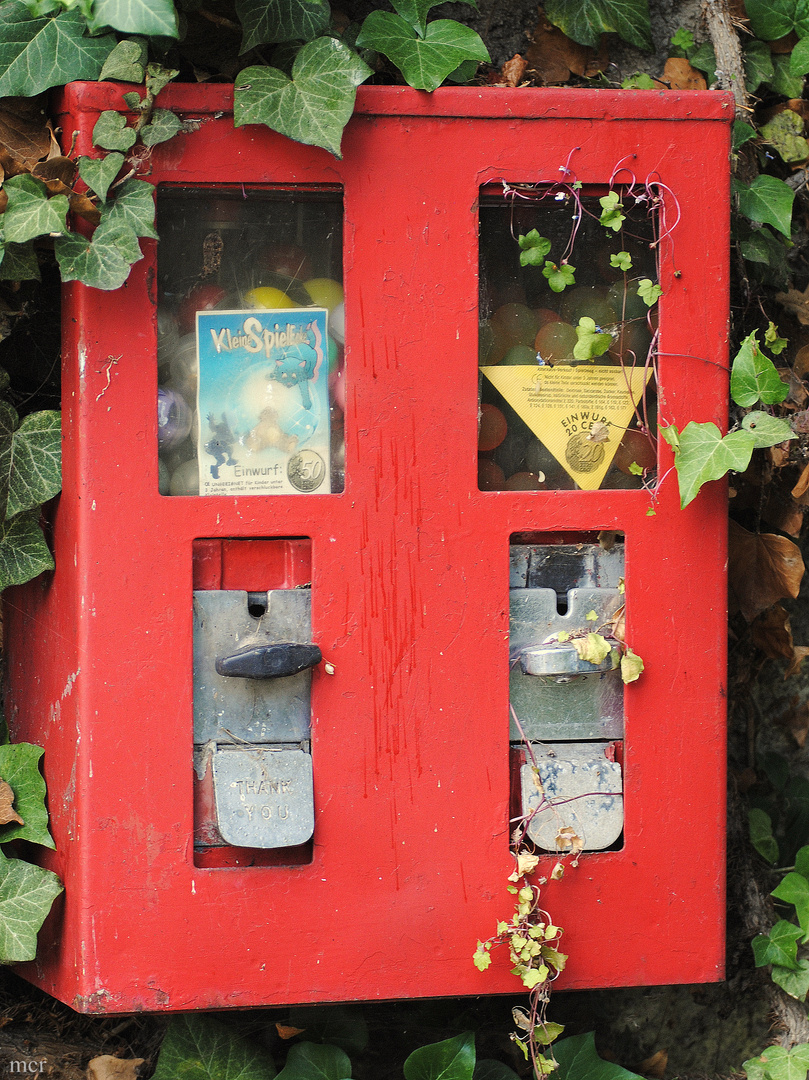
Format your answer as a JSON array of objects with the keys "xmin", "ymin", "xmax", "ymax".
[{"xmin": 702, "ymin": 0, "xmax": 750, "ymax": 117}]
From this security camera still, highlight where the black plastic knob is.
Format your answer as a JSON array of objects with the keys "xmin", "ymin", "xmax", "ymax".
[{"xmin": 215, "ymin": 642, "xmax": 322, "ymax": 679}]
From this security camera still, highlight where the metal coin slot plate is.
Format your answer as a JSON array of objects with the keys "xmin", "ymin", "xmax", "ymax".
[
  {"xmin": 521, "ymin": 742, "xmax": 623, "ymax": 852},
  {"xmin": 212, "ymin": 747, "xmax": 314, "ymax": 849}
]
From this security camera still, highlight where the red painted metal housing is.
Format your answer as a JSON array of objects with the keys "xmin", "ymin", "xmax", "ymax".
[{"xmin": 5, "ymin": 84, "xmax": 732, "ymax": 1012}]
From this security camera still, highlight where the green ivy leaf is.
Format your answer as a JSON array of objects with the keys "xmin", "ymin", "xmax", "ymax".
[
  {"xmin": 55, "ymin": 224, "xmax": 143, "ymax": 290},
  {"xmin": 276, "ymin": 1042, "xmax": 352, "ymax": 1080},
  {"xmin": 0, "ymin": 743, "xmax": 53, "ymax": 848},
  {"xmin": 599, "ymin": 191, "xmax": 625, "ymax": 232},
  {"xmin": 553, "ymin": 1032, "xmax": 643, "ymax": 1080},
  {"xmin": 637, "ymin": 278, "xmax": 661, "ymax": 306},
  {"xmin": 740, "ymin": 227, "xmax": 790, "ymax": 288},
  {"xmin": 766, "ymin": 320, "xmax": 788, "ymax": 354},
  {"xmin": 234, "ymin": 40, "xmax": 372, "ymax": 159},
  {"xmin": 573, "ymin": 317, "xmax": 612, "ymax": 360},
  {"xmin": 542, "ymin": 261, "xmax": 576, "ymax": 292},
  {"xmin": 356, "ymin": 12, "xmax": 489, "ymax": 91},
  {"xmin": 0, "ymin": 4, "xmax": 116, "ymax": 96},
  {"xmin": 0, "ymin": 401, "xmax": 16, "ymax": 523},
  {"xmin": 0, "ymin": 511, "xmax": 53, "ymax": 590},
  {"xmin": 473, "ymin": 1062, "xmax": 521, "ymax": 1080},
  {"xmin": 92, "ymin": 110, "xmax": 137, "ymax": 152},
  {"xmin": 139, "ymin": 107, "xmax": 182, "ymax": 146},
  {"xmin": 98, "ymin": 177, "xmax": 157, "ymax": 240},
  {"xmin": 518, "ymin": 230, "xmax": 552, "ymax": 267},
  {"xmin": 744, "ymin": 38, "xmax": 774, "ymax": 91},
  {"xmin": 98, "ymin": 37, "xmax": 146, "ymax": 83},
  {"xmin": 7, "ymin": 410, "xmax": 61, "ymax": 519},
  {"xmin": 88, "ymin": 0, "xmax": 179, "ymax": 38},
  {"xmin": 744, "ymin": 1044, "xmax": 809, "ymax": 1080},
  {"xmin": 670, "ymin": 26, "xmax": 694, "ymax": 50},
  {"xmin": 286, "ymin": 1005, "xmax": 369, "ymax": 1055},
  {"xmin": 731, "ymin": 332, "xmax": 789, "ymax": 407},
  {"xmin": 3, "ymin": 174, "xmax": 68, "ymax": 243},
  {"xmin": 760, "ymin": 109, "xmax": 809, "ymax": 164},
  {"xmin": 773, "ymin": 872, "xmax": 809, "ymax": 940},
  {"xmin": 78, "ymin": 152, "xmax": 123, "ymax": 203},
  {"xmin": 734, "ymin": 120, "xmax": 757, "ymax": 151},
  {"xmin": 610, "ymin": 251, "xmax": 632, "ymax": 271},
  {"xmin": 663, "ymin": 422, "xmax": 754, "ymax": 509},
  {"xmin": 152, "ymin": 1013, "xmax": 277, "ymax": 1080},
  {"xmin": 391, "ymin": 0, "xmax": 478, "ymax": 36},
  {"xmin": 621, "ymin": 72, "xmax": 657, "ymax": 88},
  {"xmin": 544, "ymin": 0, "xmax": 652, "ymax": 51},
  {"xmin": 744, "ymin": 0, "xmax": 809, "ymax": 41},
  {"xmin": 404, "ymin": 1032, "xmax": 476, "ymax": 1080},
  {"xmin": 791, "ymin": 33, "xmax": 809, "ymax": 76},
  {"xmin": 796, "ymin": 845, "xmax": 809, "ymax": 879},
  {"xmin": 145, "ymin": 61, "xmax": 177, "ymax": 97},
  {"xmin": 741, "ymin": 411, "xmax": 796, "ymax": 449},
  {"xmin": 768, "ymin": 53, "xmax": 805, "ymax": 96},
  {"xmin": 752, "ymin": 920, "xmax": 802, "ymax": 970},
  {"xmin": 688, "ymin": 40, "xmax": 717, "ymax": 78},
  {"xmin": 737, "ymin": 175, "xmax": 795, "ymax": 238},
  {"xmin": 772, "ymin": 959, "xmax": 809, "ymax": 1001},
  {"xmin": 0, "ymin": 240, "xmax": 40, "ymax": 281},
  {"xmin": 749, "ymin": 807, "xmax": 779, "ymax": 864},
  {"xmin": 0, "ymin": 847, "xmax": 62, "ymax": 963},
  {"xmin": 235, "ymin": 0, "xmax": 330, "ymax": 51}
]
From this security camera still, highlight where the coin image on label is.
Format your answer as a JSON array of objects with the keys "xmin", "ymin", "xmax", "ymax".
[
  {"xmin": 565, "ymin": 431, "xmax": 607, "ymax": 473},
  {"xmin": 288, "ymin": 449, "xmax": 326, "ymax": 492}
]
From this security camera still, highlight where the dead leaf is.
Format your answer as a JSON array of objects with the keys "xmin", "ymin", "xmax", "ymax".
[
  {"xmin": 769, "ymin": 444, "xmax": 791, "ymax": 468},
  {"xmin": 556, "ymin": 825, "xmax": 584, "ymax": 855},
  {"xmin": 728, "ymin": 519, "xmax": 805, "ymax": 622},
  {"xmin": 786, "ymin": 646, "xmax": 809, "ymax": 678},
  {"xmin": 524, "ymin": 14, "xmax": 592, "ymax": 84},
  {"xmin": 550, "ymin": 861, "xmax": 565, "ymax": 880},
  {"xmin": 87, "ymin": 1056, "xmax": 144, "ymax": 1080},
  {"xmin": 276, "ymin": 1023, "xmax": 305, "ymax": 1039},
  {"xmin": 793, "ymin": 462, "xmax": 809, "ymax": 498},
  {"xmin": 588, "ymin": 420, "xmax": 610, "ymax": 443},
  {"xmin": 0, "ymin": 97, "xmax": 50, "ymax": 178},
  {"xmin": 598, "ymin": 530, "xmax": 618, "ymax": 550},
  {"xmin": 69, "ymin": 192, "xmax": 101, "ymax": 226},
  {"xmin": 637, "ymin": 1049, "xmax": 668, "ymax": 1080},
  {"xmin": 0, "ymin": 779, "xmax": 23, "ymax": 826},
  {"xmin": 32, "ymin": 155, "xmax": 76, "ymax": 192},
  {"xmin": 751, "ymin": 603, "xmax": 794, "ymax": 659},
  {"xmin": 515, "ymin": 851, "xmax": 540, "ymax": 877},
  {"xmin": 774, "ymin": 693, "xmax": 809, "ymax": 746},
  {"xmin": 778, "ymin": 283, "xmax": 809, "ymax": 325},
  {"xmin": 795, "ymin": 344, "xmax": 809, "ymax": 380},
  {"xmin": 497, "ymin": 54, "xmax": 528, "ymax": 87},
  {"xmin": 662, "ymin": 57, "xmax": 707, "ymax": 90},
  {"xmin": 512, "ymin": 1006, "xmax": 533, "ymax": 1031},
  {"xmin": 762, "ymin": 488, "xmax": 804, "ymax": 537}
]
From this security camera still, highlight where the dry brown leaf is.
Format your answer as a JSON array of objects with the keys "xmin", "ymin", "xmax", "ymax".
[
  {"xmin": 662, "ymin": 57, "xmax": 707, "ymax": 90},
  {"xmin": 793, "ymin": 461, "xmax": 809, "ymax": 498},
  {"xmin": 751, "ymin": 603, "xmax": 794, "ymax": 659},
  {"xmin": 795, "ymin": 344, "xmax": 809, "ymax": 379},
  {"xmin": 0, "ymin": 97, "xmax": 50, "ymax": 178},
  {"xmin": 87, "ymin": 1055, "xmax": 144, "ymax": 1080},
  {"xmin": 774, "ymin": 694, "xmax": 809, "ymax": 746},
  {"xmin": 69, "ymin": 192, "xmax": 101, "ymax": 226},
  {"xmin": 761, "ymin": 486, "xmax": 805, "ymax": 536},
  {"xmin": 512, "ymin": 1006, "xmax": 533, "ymax": 1031},
  {"xmin": 0, "ymin": 779, "xmax": 23, "ymax": 826},
  {"xmin": 729, "ymin": 519, "xmax": 805, "ymax": 622},
  {"xmin": 786, "ymin": 646, "xmax": 809, "ymax": 678},
  {"xmin": 498, "ymin": 54, "xmax": 528, "ymax": 87},
  {"xmin": 32, "ymin": 155, "xmax": 76, "ymax": 191},
  {"xmin": 276, "ymin": 1023, "xmax": 305, "ymax": 1039},
  {"xmin": 769, "ymin": 444, "xmax": 791, "ymax": 468},
  {"xmin": 638, "ymin": 1050, "xmax": 668, "ymax": 1080},
  {"xmin": 778, "ymin": 283, "xmax": 809, "ymax": 325},
  {"xmin": 524, "ymin": 14, "xmax": 591, "ymax": 83}
]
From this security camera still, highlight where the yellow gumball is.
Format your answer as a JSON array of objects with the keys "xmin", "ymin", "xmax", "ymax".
[
  {"xmin": 303, "ymin": 278, "xmax": 344, "ymax": 312},
  {"xmin": 245, "ymin": 286, "xmax": 296, "ymax": 309}
]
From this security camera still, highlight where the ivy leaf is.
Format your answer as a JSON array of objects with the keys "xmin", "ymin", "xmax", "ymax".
[
  {"xmin": 78, "ymin": 152, "xmax": 123, "ymax": 203},
  {"xmin": 145, "ymin": 61, "xmax": 178, "ymax": 97},
  {"xmin": 553, "ymin": 1032, "xmax": 643, "ymax": 1080},
  {"xmin": 573, "ymin": 317, "xmax": 611, "ymax": 360},
  {"xmin": 599, "ymin": 191, "xmax": 625, "ymax": 232},
  {"xmin": 571, "ymin": 633, "xmax": 613, "ymax": 666},
  {"xmin": 234, "ymin": 39, "xmax": 372, "ymax": 159},
  {"xmin": 744, "ymin": 0, "xmax": 809, "ymax": 41},
  {"xmin": 0, "ymin": 847, "xmax": 62, "ymax": 963},
  {"xmin": 54, "ymin": 224, "xmax": 142, "ymax": 290},
  {"xmin": 773, "ymin": 959, "xmax": 809, "ymax": 1002},
  {"xmin": 151, "ymin": 1013, "xmax": 277, "ymax": 1080},
  {"xmin": 749, "ymin": 807, "xmax": 779, "ymax": 864},
  {"xmin": 760, "ymin": 109, "xmax": 809, "ymax": 164},
  {"xmin": 670, "ymin": 27, "xmax": 694, "ymax": 50},
  {"xmin": 0, "ymin": 743, "xmax": 53, "ymax": 848},
  {"xmin": 796, "ymin": 846, "xmax": 809, "ymax": 879},
  {"xmin": 744, "ymin": 38, "xmax": 774, "ymax": 91},
  {"xmin": 731, "ymin": 332, "xmax": 789, "ymax": 407},
  {"xmin": 276, "ymin": 1042, "xmax": 352, "ymax": 1080},
  {"xmin": 518, "ymin": 230, "xmax": 551, "ymax": 267},
  {"xmin": 621, "ymin": 72, "xmax": 656, "ymax": 88},
  {"xmin": 766, "ymin": 320, "xmax": 788, "ymax": 354},
  {"xmin": 0, "ymin": 510, "xmax": 53, "ymax": 589},
  {"xmin": 404, "ymin": 1032, "xmax": 476, "ymax": 1080},
  {"xmin": 636, "ymin": 278, "xmax": 661, "ymax": 306},
  {"xmin": 92, "ymin": 110, "xmax": 137, "ymax": 152},
  {"xmin": 88, "ymin": 0, "xmax": 179, "ymax": 38},
  {"xmin": 0, "ymin": 5, "xmax": 116, "ymax": 96},
  {"xmin": 791, "ymin": 33, "xmax": 809, "ymax": 76},
  {"xmin": 773, "ymin": 872, "xmax": 809, "ymax": 940},
  {"xmin": 737, "ymin": 175, "xmax": 795, "ymax": 238},
  {"xmin": 139, "ymin": 108, "xmax": 182, "ymax": 147},
  {"xmin": 391, "ymin": 0, "xmax": 478, "ymax": 37},
  {"xmin": 663, "ymin": 422, "xmax": 754, "ymax": 509},
  {"xmin": 0, "ymin": 241, "xmax": 39, "ymax": 282},
  {"xmin": 610, "ymin": 251, "xmax": 632, "ymax": 271},
  {"xmin": 741, "ymin": 411, "xmax": 796, "ymax": 449},
  {"xmin": 543, "ymin": 0, "xmax": 652, "ymax": 51},
  {"xmin": 98, "ymin": 37, "xmax": 147, "ymax": 83},
  {"xmin": 235, "ymin": 0, "xmax": 330, "ymax": 51},
  {"xmin": 768, "ymin": 54, "xmax": 804, "ymax": 97},
  {"xmin": 286, "ymin": 1005, "xmax": 370, "ymax": 1055},
  {"xmin": 3, "ymin": 174, "xmax": 68, "ymax": 243},
  {"xmin": 744, "ymin": 1044, "xmax": 809, "ymax": 1080},
  {"xmin": 6, "ymin": 410, "xmax": 61, "ymax": 519},
  {"xmin": 752, "ymin": 920, "xmax": 802, "ymax": 970},
  {"xmin": 734, "ymin": 120, "xmax": 757, "ymax": 151},
  {"xmin": 98, "ymin": 177, "xmax": 157, "ymax": 240},
  {"xmin": 542, "ymin": 261, "xmax": 576, "ymax": 292},
  {"xmin": 620, "ymin": 648, "xmax": 644, "ymax": 684},
  {"xmin": 0, "ymin": 401, "xmax": 17, "ymax": 523},
  {"xmin": 356, "ymin": 12, "xmax": 489, "ymax": 91},
  {"xmin": 688, "ymin": 40, "xmax": 717, "ymax": 78}
]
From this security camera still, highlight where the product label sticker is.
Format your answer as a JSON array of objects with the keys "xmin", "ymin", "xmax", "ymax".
[
  {"xmin": 480, "ymin": 364, "xmax": 652, "ymax": 490},
  {"xmin": 197, "ymin": 308, "xmax": 330, "ymax": 496}
]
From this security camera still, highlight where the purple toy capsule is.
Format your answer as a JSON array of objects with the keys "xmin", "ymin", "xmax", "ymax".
[{"xmin": 157, "ymin": 386, "xmax": 192, "ymax": 449}]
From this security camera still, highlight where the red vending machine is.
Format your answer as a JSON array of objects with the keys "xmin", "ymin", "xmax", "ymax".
[{"xmin": 5, "ymin": 84, "xmax": 731, "ymax": 1011}]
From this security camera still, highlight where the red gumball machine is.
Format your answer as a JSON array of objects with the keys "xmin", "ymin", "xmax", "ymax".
[{"xmin": 4, "ymin": 83, "xmax": 732, "ymax": 1012}]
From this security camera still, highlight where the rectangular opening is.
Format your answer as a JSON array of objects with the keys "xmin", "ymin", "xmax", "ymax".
[
  {"xmin": 156, "ymin": 186, "xmax": 345, "ymax": 497},
  {"xmin": 479, "ymin": 185, "xmax": 658, "ymax": 492}
]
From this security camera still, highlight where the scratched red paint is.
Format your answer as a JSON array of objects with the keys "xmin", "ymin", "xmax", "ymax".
[{"xmin": 3, "ymin": 83, "xmax": 730, "ymax": 1012}]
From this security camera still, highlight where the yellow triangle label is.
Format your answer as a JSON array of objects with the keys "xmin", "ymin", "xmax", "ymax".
[{"xmin": 481, "ymin": 365, "xmax": 652, "ymax": 490}]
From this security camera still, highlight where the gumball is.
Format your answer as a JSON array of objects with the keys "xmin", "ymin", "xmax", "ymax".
[
  {"xmin": 329, "ymin": 366, "xmax": 346, "ymax": 412},
  {"xmin": 158, "ymin": 457, "xmax": 171, "ymax": 496},
  {"xmin": 169, "ymin": 334, "xmax": 199, "ymax": 396},
  {"xmin": 535, "ymin": 308, "xmax": 562, "ymax": 329},
  {"xmin": 328, "ymin": 337, "xmax": 341, "ymax": 374},
  {"xmin": 505, "ymin": 471, "xmax": 545, "ymax": 490},
  {"xmin": 501, "ymin": 345, "xmax": 539, "ymax": 366},
  {"xmin": 560, "ymin": 286, "xmax": 616, "ymax": 329},
  {"xmin": 170, "ymin": 457, "xmax": 200, "ymax": 496},
  {"xmin": 478, "ymin": 403, "xmax": 508, "ymax": 452},
  {"xmin": 478, "ymin": 458, "xmax": 506, "ymax": 490},
  {"xmin": 330, "ymin": 301, "xmax": 345, "ymax": 345},
  {"xmin": 613, "ymin": 428, "xmax": 656, "ymax": 475},
  {"xmin": 304, "ymin": 278, "xmax": 344, "ymax": 312},
  {"xmin": 258, "ymin": 244, "xmax": 312, "ymax": 282},
  {"xmin": 244, "ymin": 286, "xmax": 296, "ymax": 310},
  {"xmin": 608, "ymin": 319, "xmax": 652, "ymax": 365},
  {"xmin": 178, "ymin": 284, "xmax": 227, "ymax": 335},
  {"xmin": 157, "ymin": 387, "xmax": 192, "ymax": 450},
  {"xmin": 490, "ymin": 303, "xmax": 538, "ymax": 348},
  {"xmin": 534, "ymin": 321, "xmax": 577, "ymax": 363},
  {"xmin": 607, "ymin": 279, "xmax": 648, "ymax": 322}
]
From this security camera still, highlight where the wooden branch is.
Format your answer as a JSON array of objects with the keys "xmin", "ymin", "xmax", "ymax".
[{"xmin": 702, "ymin": 0, "xmax": 750, "ymax": 117}]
